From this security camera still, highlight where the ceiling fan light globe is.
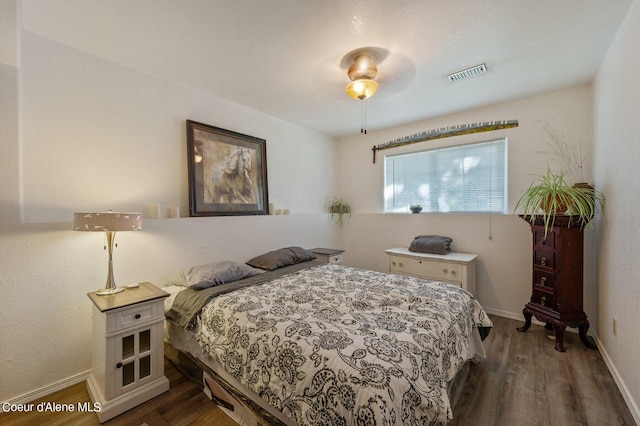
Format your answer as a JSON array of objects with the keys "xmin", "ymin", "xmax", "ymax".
[{"xmin": 346, "ymin": 79, "xmax": 378, "ymax": 100}]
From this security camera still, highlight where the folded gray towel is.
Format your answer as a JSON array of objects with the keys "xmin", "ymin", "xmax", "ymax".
[{"xmin": 409, "ymin": 235, "xmax": 452, "ymax": 255}]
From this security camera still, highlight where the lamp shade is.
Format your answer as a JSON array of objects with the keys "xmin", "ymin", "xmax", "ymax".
[{"xmin": 74, "ymin": 211, "xmax": 143, "ymax": 232}]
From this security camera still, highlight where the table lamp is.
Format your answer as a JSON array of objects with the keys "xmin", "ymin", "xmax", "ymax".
[{"xmin": 74, "ymin": 211, "xmax": 143, "ymax": 295}]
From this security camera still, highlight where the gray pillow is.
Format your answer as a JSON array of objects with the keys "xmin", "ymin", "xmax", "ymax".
[
  {"xmin": 179, "ymin": 261, "xmax": 264, "ymax": 289},
  {"xmin": 246, "ymin": 246, "xmax": 317, "ymax": 271}
]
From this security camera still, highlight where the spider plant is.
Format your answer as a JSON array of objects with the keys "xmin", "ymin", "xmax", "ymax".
[
  {"xmin": 514, "ymin": 168, "xmax": 604, "ymax": 236},
  {"xmin": 325, "ymin": 196, "xmax": 351, "ymax": 224}
]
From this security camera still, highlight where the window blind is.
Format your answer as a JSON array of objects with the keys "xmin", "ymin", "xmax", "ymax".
[{"xmin": 384, "ymin": 139, "xmax": 507, "ymax": 213}]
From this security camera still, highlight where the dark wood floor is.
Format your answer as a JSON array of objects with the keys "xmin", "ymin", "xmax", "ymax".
[
  {"xmin": 0, "ymin": 357, "xmax": 237, "ymax": 426},
  {"xmin": 1, "ymin": 315, "xmax": 635, "ymax": 425},
  {"xmin": 450, "ymin": 315, "xmax": 635, "ymax": 425}
]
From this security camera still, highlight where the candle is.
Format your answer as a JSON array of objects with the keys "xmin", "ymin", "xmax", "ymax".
[{"xmin": 149, "ymin": 203, "xmax": 161, "ymax": 219}]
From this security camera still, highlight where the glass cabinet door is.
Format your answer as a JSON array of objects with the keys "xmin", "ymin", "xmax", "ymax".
[
  {"xmin": 139, "ymin": 330, "xmax": 151, "ymax": 379},
  {"xmin": 116, "ymin": 326, "xmax": 154, "ymax": 393}
]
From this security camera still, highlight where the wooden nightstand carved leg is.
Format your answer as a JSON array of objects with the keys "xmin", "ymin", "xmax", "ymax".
[
  {"xmin": 553, "ymin": 321, "xmax": 567, "ymax": 352},
  {"xmin": 578, "ymin": 319, "xmax": 597, "ymax": 349},
  {"xmin": 517, "ymin": 307, "xmax": 533, "ymax": 332}
]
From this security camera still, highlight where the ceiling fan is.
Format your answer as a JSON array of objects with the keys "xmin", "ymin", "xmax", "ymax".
[
  {"xmin": 341, "ymin": 47, "xmax": 415, "ymax": 134},
  {"xmin": 309, "ymin": 46, "xmax": 415, "ymax": 134}
]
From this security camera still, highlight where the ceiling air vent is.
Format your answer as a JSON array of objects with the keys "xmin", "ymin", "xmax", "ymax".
[{"xmin": 447, "ymin": 63, "xmax": 487, "ymax": 82}]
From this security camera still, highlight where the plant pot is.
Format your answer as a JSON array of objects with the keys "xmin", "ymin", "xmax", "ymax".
[
  {"xmin": 571, "ymin": 182, "xmax": 596, "ymax": 218},
  {"xmin": 573, "ymin": 182, "xmax": 593, "ymax": 190},
  {"xmin": 331, "ymin": 205, "xmax": 350, "ymax": 214},
  {"xmin": 573, "ymin": 183, "xmax": 595, "ymax": 204},
  {"xmin": 410, "ymin": 207, "xmax": 423, "ymax": 214},
  {"xmin": 540, "ymin": 195, "xmax": 568, "ymax": 214}
]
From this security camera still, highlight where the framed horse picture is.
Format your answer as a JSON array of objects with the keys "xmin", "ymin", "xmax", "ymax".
[{"xmin": 186, "ymin": 120, "xmax": 269, "ymax": 216}]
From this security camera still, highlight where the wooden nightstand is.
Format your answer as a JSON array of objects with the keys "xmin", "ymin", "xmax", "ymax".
[
  {"xmin": 87, "ymin": 282, "xmax": 170, "ymax": 423},
  {"xmin": 310, "ymin": 248, "xmax": 345, "ymax": 265},
  {"xmin": 384, "ymin": 247, "xmax": 478, "ymax": 295}
]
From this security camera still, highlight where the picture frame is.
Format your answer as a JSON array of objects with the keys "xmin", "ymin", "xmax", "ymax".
[{"xmin": 186, "ymin": 120, "xmax": 269, "ymax": 216}]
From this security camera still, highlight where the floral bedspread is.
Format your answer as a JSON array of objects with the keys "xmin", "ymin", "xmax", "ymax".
[{"xmin": 195, "ymin": 263, "xmax": 492, "ymax": 425}]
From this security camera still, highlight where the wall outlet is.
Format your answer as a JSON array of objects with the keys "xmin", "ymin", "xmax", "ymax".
[{"xmin": 613, "ymin": 318, "xmax": 618, "ymax": 337}]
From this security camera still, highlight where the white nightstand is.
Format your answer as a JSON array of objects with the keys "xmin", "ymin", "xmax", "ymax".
[
  {"xmin": 87, "ymin": 282, "xmax": 170, "ymax": 423},
  {"xmin": 310, "ymin": 248, "xmax": 344, "ymax": 265},
  {"xmin": 384, "ymin": 247, "xmax": 478, "ymax": 295}
]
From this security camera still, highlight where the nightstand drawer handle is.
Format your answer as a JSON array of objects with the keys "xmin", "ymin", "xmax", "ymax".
[
  {"xmin": 540, "ymin": 297, "xmax": 547, "ymax": 306},
  {"xmin": 116, "ymin": 362, "xmax": 123, "ymax": 369},
  {"xmin": 540, "ymin": 257, "xmax": 547, "ymax": 266},
  {"xmin": 135, "ymin": 313, "xmax": 141, "ymax": 319},
  {"xmin": 541, "ymin": 277, "xmax": 547, "ymax": 285}
]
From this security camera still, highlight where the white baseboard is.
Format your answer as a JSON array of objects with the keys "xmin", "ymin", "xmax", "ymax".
[
  {"xmin": 483, "ymin": 307, "xmax": 525, "ymax": 322},
  {"xmin": 484, "ymin": 308, "xmax": 592, "ymax": 335},
  {"xmin": 484, "ymin": 307, "xmax": 549, "ymax": 328},
  {"xmin": 3, "ymin": 370, "xmax": 91, "ymax": 407},
  {"xmin": 593, "ymin": 335, "xmax": 640, "ymax": 425}
]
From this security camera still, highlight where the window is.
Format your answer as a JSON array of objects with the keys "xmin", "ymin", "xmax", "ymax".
[{"xmin": 384, "ymin": 139, "xmax": 507, "ymax": 213}]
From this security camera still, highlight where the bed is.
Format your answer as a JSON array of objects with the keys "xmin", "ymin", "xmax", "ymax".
[{"xmin": 163, "ymin": 247, "xmax": 492, "ymax": 425}]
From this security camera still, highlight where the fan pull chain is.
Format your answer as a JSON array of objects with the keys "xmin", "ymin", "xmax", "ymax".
[
  {"xmin": 360, "ymin": 99, "xmax": 368, "ymax": 134},
  {"xmin": 360, "ymin": 99, "xmax": 363, "ymax": 134}
]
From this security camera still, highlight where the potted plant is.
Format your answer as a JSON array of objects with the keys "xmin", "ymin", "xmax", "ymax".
[
  {"xmin": 515, "ymin": 167, "xmax": 605, "ymax": 237},
  {"xmin": 409, "ymin": 204, "xmax": 423, "ymax": 214},
  {"xmin": 324, "ymin": 196, "xmax": 351, "ymax": 224}
]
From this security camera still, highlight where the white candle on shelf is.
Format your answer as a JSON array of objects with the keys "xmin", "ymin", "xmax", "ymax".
[{"xmin": 149, "ymin": 203, "xmax": 161, "ymax": 219}]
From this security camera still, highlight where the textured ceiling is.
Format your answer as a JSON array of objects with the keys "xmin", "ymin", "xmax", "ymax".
[{"xmin": 21, "ymin": 0, "xmax": 633, "ymax": 138}]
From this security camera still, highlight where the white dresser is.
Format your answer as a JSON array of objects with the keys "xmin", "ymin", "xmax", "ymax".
[{"xmin": 384, "ymin": 247, "xmax": 478, "ymax": 295}]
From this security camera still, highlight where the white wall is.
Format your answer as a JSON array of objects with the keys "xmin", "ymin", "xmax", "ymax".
[
  {"xmin": 0, "ymin": 0, "xmax": 20, "ymax": 223},
  {"xmin": 20, "ymin": 31, "xmax": 336, "ymax": 221},
  {"xmin": 0, "ymin": 7, "xmax": 341, "ymax": 403},
  {"xmin": 593, "ymin": 0, "xmax": 640, "ymax": 421},
  {"xmin": 337, "ymin": 86, "xmax": 597, "ymax": 323},
  {"xmin": 3, "ymin": 1, "xmax": 639, "ymax": 420}
]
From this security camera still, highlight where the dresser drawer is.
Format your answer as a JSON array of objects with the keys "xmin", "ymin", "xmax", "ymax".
[
  {"xmin": 534, "ymin": 269, "xmax": 555, "ymax": 288},
  {"xmin": 311, "ymin": 248, "xmax": 344, "ymax": 265},
  {"xmin": 106, "ymin": 300, "xmax": 163, "ymax": 333},
  {"xmin": 534, "ymin": 250, "xmax": 555, "ymax": 269},
  {"xmin": 532, "ymin": 289, "xmax": 556, "ymax": 311},
  {"xmin": 388, "ymin": 255, "xmax": 462, "ymax": 283},
  {"xmin": 534, "ymin": 229, "xmax": 555, "ymax": 249}
]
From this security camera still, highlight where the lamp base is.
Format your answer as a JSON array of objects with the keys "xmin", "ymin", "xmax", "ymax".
[{"xmin": 95, "ymin": 286, "xmax": 125, "ymax": 296}]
